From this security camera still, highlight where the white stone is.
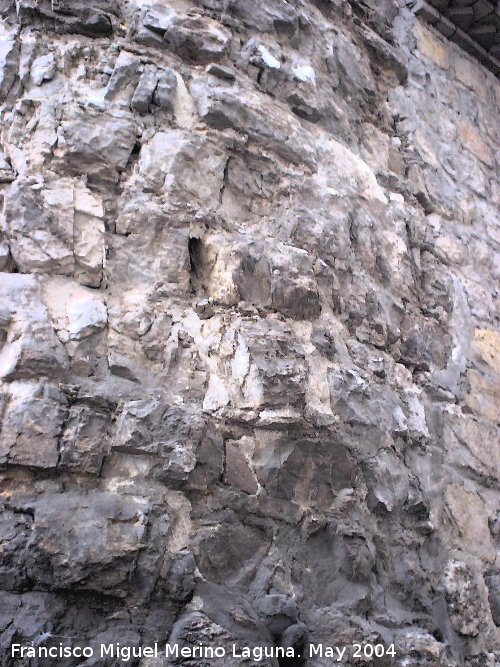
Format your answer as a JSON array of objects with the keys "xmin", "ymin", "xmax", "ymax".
[
  {"xmin": 203, "ymin": 373, "xmax": 230, "ymax": 411},
  {"xmin": 319, "ymin": 139, "xmax": 388, "ymax": 208},
  {"xmin": 41, "ymin": 277, "xmax": 107, "ymax": 342},
  {"xmin": 31, "ymin": 53, "xmax": 56, "ymax": 86},
  {"xmin": 258, "ymin": 45, "xmax": 281, "ymax": 69},
  {"xmin": 293, "ymin": 63, "xmax": 316, "ymax": 83}
]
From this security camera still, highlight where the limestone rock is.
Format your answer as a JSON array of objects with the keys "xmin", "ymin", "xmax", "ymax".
[
  {"xmin": 0, "ymin": 382, "xmax": 67, "ymax": 468},
  {"xmin": 131, "ymin": 64, "xmax": 159, "ymax": 113},
  {"xmin": 28, "ymin": 490, "xmax": 160, "ymax": 596},
  {"xmin": 190, "ymin": 77, "xmax": 317, "ymax": 169},
  {"xmin": 2, "ymin": 178, "xmax": 75, "ymax": 275},
  {"xmin": 0, "ymin": 0, "xmax": 499, "ymax": 663},
  {"xmin": 444, "ymin": 561, "xmax": 482, "ymax": 637},
  {"xmin": 162, "ymin": 13, "xmax": 231, "ymax": 63},
  {"xmin": 0, "ymin": 38, "xmax": 18, "ymax": 101},
  {"xmin": 444, "ymin": 485, "xmax": 495, "ymax": 564},
  {"xmin": 0, "ymin": 275, "xmax": 68, "ymax": 380},
  {"xmin": 30, "ymin": 52, "xmax": 56, "ymax": 86},
  {"xmin": 153, "ymin": 68, "xmax": 177, "ymax": 111},
  {"xmin": 56, "ymin": 107, "xmax": 137, "ymax": 185},
  {"xmin": 58, "ymin": 399, "xmax": 112, "ymax": 474},
  {"xmin": 2, "ymin": 177, "xmax": 105, "ymax": 284}
]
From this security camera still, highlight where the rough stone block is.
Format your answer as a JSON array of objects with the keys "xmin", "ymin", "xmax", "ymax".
[
  {"xmin": 30, "ymin": 52, "xmax": 56, "ymax": 86},
  {"xmin": 465, "ymin": 369, "xmax": 499, "ymax": 422},
  {"xmin": 0, "ymin": 275, "xmax": 68, "ymax": 381},
  {"xmin": 443, "ymin": 561, "xmax": 482, "ymax": 637},
  {"xmin": 134, "ymin": 130, "xmax": 227, "ymax": 205},
  {"xmin": 73, "ymin": 183, "xmax": 105, "ymax": 287},
  {"xmin": 190, "ymin": 77, "xmax": 317, "ymax": 169},
  {"xmin": 56, "ymin": 107, "xmax": 137, "ymax": 185},
  {"xmin": 2, "ymin": 178, "xmax": 75, "ymax": 275},
  {"xmin": 58, "ymin": 402, "xmax": 111, "ymax": 474},
  {"xmin": 42, "ymin": 276, "xmax": 107, "ymax": 342},
  {"xmin": 442, "ymin": 412, "xmax": 500, "ymax": 481},
  {"xmin": 0, "ymin": 382, "xmax": 67, "ymax": 468},
  {"xmin": 163, "ymin": 13, "xmax": 231, "ymax": 63},
  {"xmin": 28, "ymin": 491, "xmax": 158, "ymax": 595},
  {"xmin": 459, "ymin": 121, "xmax": 494, "ymax": 166},
  {"xmin": 2, "ymin": 178, "xmax": 104, "ymax": 284},
  {"xmin": 473, "ymin": 329, "xmax": 500, "ymax": 374},
  {"xmin": 444, "ymin": 484, "xmax": 495, "ymax": 563},
  {"xmin": 455, "ymin": 55, "xmax": 487, "ymax": 99},
  {"xmin": 224, "ymin": 439, "xmax": 259, "ymax": 495},
  {"xmin": 414, "ymin": 22, "xmax": 450, "ymax": 69},
  {"xmin": 0, "ymin": 38, "xmax": 18, "ymax": 101}
]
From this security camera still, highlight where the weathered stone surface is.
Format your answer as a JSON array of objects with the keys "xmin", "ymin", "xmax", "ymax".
[
  {"xmin": 465, "ymin": 369, "xmax": 500, "ymax": 422},
  {"xmin": 153, "ymin": 67, "xmax": 177, "ymax": 111},
  {"xmin": 131, "ymin": 64, "xmax": 159, "ymax": 114},
  {"xmin": 473, "ymin": 329, "xmax": 500, "ymax": 374},
  {"xmin": 190, "ymin": 77, "xmax": 317, "ymax": 168},
  {"xmin": 444, "ymin": 484, "xmax": 495, "ymax": 564},
  {"xmin": 455, "ymin": 55, "xmax": 487, "ymax": 99},
  {"xmin": 486, "ymin": 574, "xmax": 500, "ymax": 627},
  {"xmin": 224, "ymin": 438, "xmax": 259, "ymax": 495},
  {"xmin": 460, "ymin": 121, "xmax": 494, "ymax": 166},
  {"xmin": 444, "ymin": 561, "xmax": 483, "ymax": 637},
  {"xmin": 133, "ymin": 130, "xmax": 227, "ymax": 204},
  {"xmin": 2, "ymin": 178, "xmax": 75, "ymax": 275},
  {"xmin": 163, "ymin": 13, "xmax": 231, "ymax": 63},
  {"xmin": 413, "ymin": 22, "xmax": 450, "ymax": 69},
  {"xmin": 2, "ymin": 177, "xmax": 105, "ymax": 283},
  {"xmin": 28, "ymin": 490, "xmax": 162, "ymax": 596},
  {"xmin": 31, "ymin": 52, "xmax": 56, "ymax": 86},
  {"xmin": 57, "ymin": 400, "xmax": 111, "ymax": 474},
  {"xmin": 441, "ymin": 410, "xmax": 500, "ymax": 481},
  {"xmin": 0, "ymin": 38, "xmax": 18, "ymax": 101},
  {"xmin": 0, "ymin": 382, "xmax": 67, "ymax": 468},
  {"xmin": 0, "ymin": 275, "xmax": 69, "ymax": 380},
  {"xmin": 55, "ymin": 107, "xmax": 137, "ymax": 185},
  {"xmin": 0, "ymin": 1, "xmax": 499, "ymax": 664}
]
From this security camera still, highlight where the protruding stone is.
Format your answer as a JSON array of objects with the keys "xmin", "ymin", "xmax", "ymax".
[{"xmin": 31, "ymin": 53, "xmax": 56, "ymax": 86}]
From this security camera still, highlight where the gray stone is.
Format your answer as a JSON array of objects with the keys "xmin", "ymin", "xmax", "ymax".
[
  {"xmin": 0, "ymin": 1, "xmax": 499, "ymax": 663},
  {"xmin": 2, "ymin": 178, "xmax": 75, "ymax": 275},
  {"xmin": 162, "ymin": 12, "xmax": 231, "ymax": 63},
  {"xmin": 131, "ymin": 65, "xmax": 159, "ymax": 113},
  {"xmin": 153, "ymin": 68, "xmax": 177, "ymax": 111},
  {"xmin": 28, "ymin": 490, "xmax": 163, "ymax": 596},
  {"xmin": 167, "ymin": 550, "xmax": 196, "ymax": 602},
  {"xmin": 104, "ymin": 50, "xmax": 141, "ymax": 103},
  {"xmin": 485, "ymin": 574, "xmax": 500, "ymax": 627},
  {"xmin": 0, "ymin": 382, "xmax": 67, "ymax": 468},
  {"xmin": 0, "ymin": 38, "xmax": 18, "ymax": 101},
  {"xmin": 0, "ymin": 275, "xmax": 69, "ymax": 381},
  {"xmin": 57, "ymin": 107, "xmax": 137, "ymax": 185},
  {"xmin": 190, "ymin": 77, "xmax": 317, "ymax": 169}
]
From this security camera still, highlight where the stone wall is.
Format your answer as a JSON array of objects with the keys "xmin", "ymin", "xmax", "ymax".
[{"xmin": 0, "ymin": 1, "xmax": 498, "ymax": 665}]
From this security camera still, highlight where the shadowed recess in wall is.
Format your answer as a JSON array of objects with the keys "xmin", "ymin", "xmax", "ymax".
[{"xmin": 407, "ymin": 0, "xmax": 500, "ymax": 74}]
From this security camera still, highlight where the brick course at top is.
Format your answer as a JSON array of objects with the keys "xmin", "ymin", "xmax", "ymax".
[{"xmin": 407, "ymin": 0, "xmax": 500, "ymax": 75}]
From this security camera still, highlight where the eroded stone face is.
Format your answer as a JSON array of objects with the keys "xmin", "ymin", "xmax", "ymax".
[
  {"xmin": 0, "ymin": 0, "xmax": 498, "ymax": 664},
  {"xmin": 28, "ymin": 490, "xmax": 155, "ymax": 595}
]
